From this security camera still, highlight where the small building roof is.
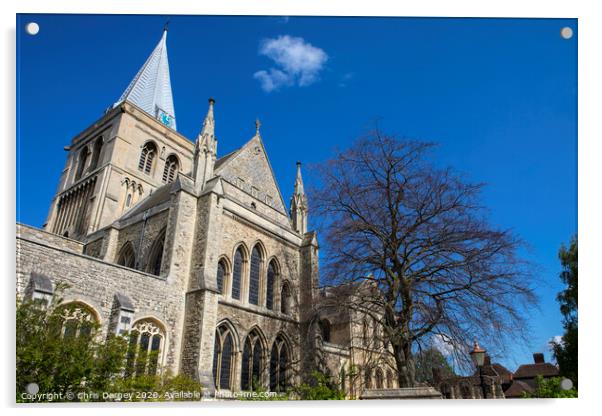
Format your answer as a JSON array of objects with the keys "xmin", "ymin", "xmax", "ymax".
[
  {"xmin": 513, "ymin": 363, "xmax": 559, "ymax": 379},
  {"xmin": 504, "ymin": 380, "xmax": 535, "ymax": 398},
  {"xmin": 29, "ymin": 272, "xmax": 54, "ymax": 294}
]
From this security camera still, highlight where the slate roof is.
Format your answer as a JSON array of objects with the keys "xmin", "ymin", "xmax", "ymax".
[
  {"xmin": 29, "ymin": 272, "xmax": 54, "ymax": 294},
  {"xmin": 213, "ymin": 150, "xmax": 239, "ymax": 172},
  {"xmin": 120, "ymin": 182, "xmax": 175, "ymax": 220}
]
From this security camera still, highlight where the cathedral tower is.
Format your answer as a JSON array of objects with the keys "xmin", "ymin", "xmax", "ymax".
[{"xmin": 44, "ymin": 27, "xmax": 193, "ymax": 241}]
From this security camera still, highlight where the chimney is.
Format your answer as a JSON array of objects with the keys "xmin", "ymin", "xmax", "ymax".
[
  {"xmin": 484, "ymin": 354, "xmax": 492, "ymax": 366},
  {"xmin": 533, "ymin": 353, "xmax": 545, "ymax": 364}
]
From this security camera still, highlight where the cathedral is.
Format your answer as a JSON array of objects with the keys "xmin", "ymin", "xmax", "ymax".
[{"xmin": 16, "ymin": 28, "xmax": 398, "ymax": 397}]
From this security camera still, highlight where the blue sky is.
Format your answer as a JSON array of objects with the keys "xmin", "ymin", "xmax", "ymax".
[{"xmin": 16, "ymin": 14, "xmax": 577, "ymax": 372}]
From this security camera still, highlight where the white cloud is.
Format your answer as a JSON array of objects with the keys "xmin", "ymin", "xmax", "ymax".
[
  {"xmin": 549, "ymin": 335, "xmax": 564, "ymax": 349},
  {"xmin": 253, "ymin": 35, "xmax": 328, "ymax": 92},
  {"xmin": 431, "ymin": 333, "xmax": 458, "ymax": 357},
  {"xmin": 338, "ymin": 72, "xmax": 354, "ymax": 88},
  {"xmin": 253, "ymin": 68, "xmax": 292, "ymax": 93}
]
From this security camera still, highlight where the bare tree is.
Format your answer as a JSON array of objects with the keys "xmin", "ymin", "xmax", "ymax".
[{"xmin": 311, "ymin": 129, "xmax": 537, "ymax": 388}]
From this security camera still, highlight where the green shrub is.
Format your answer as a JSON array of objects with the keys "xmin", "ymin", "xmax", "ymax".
[
  {"xmin": 17, "ymin": 288, "xmax": 202, "ymax": 402},
  {"xmin": 295, "ymin": 371, "xmax": 346, "ymax": 400},
  {"xmin": 523, "ymin": 376, "xmax": 577, "ymax": 398}
]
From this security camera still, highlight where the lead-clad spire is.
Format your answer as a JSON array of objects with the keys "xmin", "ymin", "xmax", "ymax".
[{"xmin": 113, "ymin": 28, "xmax": 177, "ymax": 130}]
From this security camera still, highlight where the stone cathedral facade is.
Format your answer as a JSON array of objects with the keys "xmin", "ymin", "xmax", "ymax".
[{"xmin": 16, "ymin": 29, "xmax": 398, "ymax": 397}]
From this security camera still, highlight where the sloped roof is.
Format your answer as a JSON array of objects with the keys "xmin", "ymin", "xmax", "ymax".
[
  {"xmin": 492, "ymin": 363, "xmax": 513, "ymax": 383},
  {"xmin": 114, "ymin": 29, "xmax": 177, "ymax": 130},
  {"xmin": 504, "ymin": 380, "xmax": 534, "ymax": 398},
  {"xmin": 29, "ymin": 272, "xmax": 54, "ymax": 294},
  {"xmin": 213, "ymin": 149, "xmax": 239, "ymax": 171},
  {"xmin": 513, "ymin": 363, "xmax": 559, "ymax": 379},
  {"xmin": 120, "ymin": 182, "xmax": 175, "ymax": 220}
]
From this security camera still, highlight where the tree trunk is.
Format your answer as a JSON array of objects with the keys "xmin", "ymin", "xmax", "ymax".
[{"xmin": 393, "ymin": 340, "xmax": 416, "ymax": 388}]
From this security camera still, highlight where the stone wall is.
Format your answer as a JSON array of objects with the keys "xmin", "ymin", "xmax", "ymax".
[
  {"xmin": 84, "ymin": 236, "xmax": 103, "ymax": 258},
  {"xmin": 221, "ymin": 180, "xmax": 291, "ymax": 229},
  {"xmin": 112, "ymin": 209, "xmax": 170, "ymax": 272},
  {"xmin": 17, "ymin": 224, "xmax": 84, "ymax": 254},
  {"xmin": 215, "ymin": 135, "xmax": 288, "ymax": 217},
  {"xmin": 16, "ymin": 223, "xmax": 185, "ymax": 373}
]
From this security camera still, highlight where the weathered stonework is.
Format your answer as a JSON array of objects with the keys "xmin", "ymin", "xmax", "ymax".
[{"xmin": 18, "ymin": 57, "xmax": 401, "ymax": 398}]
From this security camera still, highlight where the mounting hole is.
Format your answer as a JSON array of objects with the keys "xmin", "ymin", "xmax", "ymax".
[
  {"xmin": 560, "ymin": 27, "xmax": 573, "ymax": 40},
  {"xmin": 560, "ymin": 378, "xmax": 574, "ymax": 390},
  {"xmin": 25, "ymin": 22, "xmax": 40, "ymax": 35}
]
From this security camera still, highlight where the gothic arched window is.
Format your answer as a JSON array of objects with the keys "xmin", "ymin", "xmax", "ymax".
[
  {"xmin": 362, "ymin": 319, "xmax": 370, "ymax": 347},
  {"xmin": 147, "ymin": 230, "xmax": 166, "ymax": 276},
  {"xmin": 280, "ymin": 282, "xmax": 292, "ymax": 315},
  {"xmin": 249, "ymin": 246, "xmax": 262, "ymax": 305},
  {"xmin": 162, "ymin": 154, "xmax": 179, "ymax": 183},
  {"xmin": 216, "ymin": 259, "xmax": 227, "ymax": 295},
  {"xmin": 372, "ymin": 317, "xmax": 380, "ymax": 348},
  {"xmin": 75, "ymin": 146, "xmax": 90, "ymax": 181},
  {"xmin": 241, "ymin": 330, "xmax": 264, "ymax": 391},
  {"xmin": 386, "ymin": 370, "xmax": 394, "ymax": 389},
  {"xmin": 319, "ymin": 319, "xmax": 331, "ymax": 343},
  {"xmin": 89, "ymin": 137, "xmax": 103, "ymax": 171},
  {"xmin": 213, "ymin": 324, "xmax": 235, "ymax": 390},
  {"xmin": 364, "ymin": 368, "xmax": 372, "ymax": 389},
  {"xmin": 375, "ymin": 368, "xmax": 384, "ymax": 389},
  {"xmin": 232, "ymin": 248, "xmax": 244, "ymax": 300},
  {"xmin": 117, "ymin": 242, "xmax": 136, "ymax": 269},
  {"xmin": 125, "ymin": 319, "xmax": 165, "ymax": 377},
  {"xmin": 266, "ymin": 260, "xmax": 277, "ymax": 310},
  {"xmin": 138, "ymin": 142, "xmax": 157, "ymax": 175},
  {"xmin": 57, "ymin": 302, "xmax": 99, "ymax": 339},
  {"xmin": 270, "ymin": 335, "xmax": 290, "ymax": 392}
]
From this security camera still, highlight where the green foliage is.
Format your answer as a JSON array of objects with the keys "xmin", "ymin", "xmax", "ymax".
[
  {"xmin": 294, "ymin": 371, "xmax": 346, "ymax": 400},
  {"xmin": 16, "ymin": 288, "xmax": 125, "ymax": 401},
  {"xmin": 552, "ymin": 235, "xmax": 578, "ymax": 387},
  {"xmin": 523, "ymin": 376, "xmax": 577, "ymax": 398},
  {"xmin": 414, "ymin": 347, "xmax": 455, "ymax": 385},
  {"xmin": 17, "ymin": 289, "xmax": 202, "ymax": 402},
  {"xmin": 557, "ymin": 235, "xmax": 578, "ymax": 322},
  {"xmin": 239, "ymin": 372, "xmax": 347, "ymax": 401}
]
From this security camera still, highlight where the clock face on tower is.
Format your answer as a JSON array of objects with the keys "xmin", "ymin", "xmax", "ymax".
[{"xmin": 156, "ymin": 108, "xmax": 175, "ymax": 129}]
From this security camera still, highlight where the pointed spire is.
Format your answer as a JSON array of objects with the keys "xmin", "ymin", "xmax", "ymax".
[
  {"xmin": 114, "ymin": 28, "xmax": 177, "ymax": 130},
  {"xmin": 255, "ymin": 119, "xmax": 262, "ymax": 136},
  {"xmin": 290, "ymin": 161, "xmax": 308, "ymax": 234},
  {"xmin": 193, "ymin": 98, "xmax": 217, "ymax": 191},
  {"xmin": 196, "ymin": 98, "xmax": 216, "ymax": 151},
  {"xmin": 294, "ymin": 161, "xmax": 305, "ymax": 196}
]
